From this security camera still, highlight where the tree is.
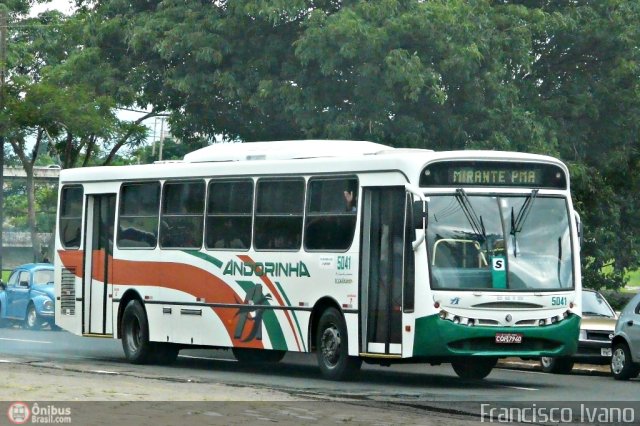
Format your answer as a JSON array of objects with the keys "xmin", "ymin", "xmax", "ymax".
[{"xmin": 70, "ymin": 0, "xmax": 640, "ymax": 289}]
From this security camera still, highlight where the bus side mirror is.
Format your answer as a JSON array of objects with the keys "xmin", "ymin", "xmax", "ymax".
[{"xmin": 412, "ymin": 200, "xmax": 427, "ymax": 230}]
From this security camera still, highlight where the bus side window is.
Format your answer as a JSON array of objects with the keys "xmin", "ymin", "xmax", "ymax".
[
  {"xmin": 160, "ymin": 180, "xmax": 205, "ymax": 249},
  {"xmin": 59, "ymin": 186, "xmax": 84, "ymax": 249},
  {"xmin": 118, "ymin": 182, "xmax": 160, "ymax": 248},
  {"xmin": 205, "ymin": 179, "xmax": 253, "ymax": 250},
  {"xmin": 254, "ymin": 178, "xmax": 304, "ymax": 251},
  {"xmin": 304, "ymin": 177, "xmax": 358, "ymax": 251}
]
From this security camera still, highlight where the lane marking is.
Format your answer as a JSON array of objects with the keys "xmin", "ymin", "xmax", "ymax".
[
  {"xmin": 0, "ymin": 337, "xmax": 52, "ymax": 344},
  {"xmin": 90, "ymin": 370, "xmax": 119, "ymax": 375},
  {"xmin": 500, "ymin": 385, "xmax": 539, "ymax": 391}
]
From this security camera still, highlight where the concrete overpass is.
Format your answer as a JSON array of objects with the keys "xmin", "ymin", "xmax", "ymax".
[{"xmin": 3, "ymin": 166, "xmax": 61, "ymax": 182}]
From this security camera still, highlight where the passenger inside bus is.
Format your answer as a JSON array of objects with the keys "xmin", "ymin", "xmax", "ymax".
[{"xmin": 213, "ymin": 219, "xmax": 247, "ymax": 249}]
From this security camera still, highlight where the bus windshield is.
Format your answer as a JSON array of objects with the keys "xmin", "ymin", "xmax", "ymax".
[{"xmin": 427, "ymin": 194, "xmax": 573, "ymax": 291}]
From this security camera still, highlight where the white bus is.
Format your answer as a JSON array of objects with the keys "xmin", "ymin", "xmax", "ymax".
[{"xmin": 54, "ymin": 140, "xmax": 581, "ymax": 380}]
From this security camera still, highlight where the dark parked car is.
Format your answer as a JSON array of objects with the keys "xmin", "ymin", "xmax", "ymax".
[
  {"xmin": 610, "ymin": 292, "xmax": 640, "ymax": 380},
  {"xmin": 540, "ymin": 289, "xmax": 616, "ymax": 373},
  {"xmin": 0, "ymin": 263, "xmax": 55, "ymax": 330}
]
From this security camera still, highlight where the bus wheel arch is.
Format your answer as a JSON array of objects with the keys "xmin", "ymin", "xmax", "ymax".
[
  {"xmin": 117, "ymin": 290, "xmax": 144, "ymax": 339},
  {"xmin": 120, "ymin": 298, "xmax": 154, "ymax": 364},
  {"xmin": 309, "ymin": 297, "xmax": 342, "ymax": 353},
  {"xmin": 311, "ymin": 300, "xmax": 362, "ymax": 381}
]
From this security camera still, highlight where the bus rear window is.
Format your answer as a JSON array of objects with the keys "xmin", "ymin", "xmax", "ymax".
[{"xmin": 59, "ymin": 186, "xmax": 84, "ymax": 249}]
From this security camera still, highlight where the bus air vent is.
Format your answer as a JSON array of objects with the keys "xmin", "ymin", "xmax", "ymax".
[
  {"xmin": 472, "ymin": 302, "xmax": 544, "ymax": 309},
  {"xmin": 60, "ymin": 267, "xmax": 76, "ymax": 316}
]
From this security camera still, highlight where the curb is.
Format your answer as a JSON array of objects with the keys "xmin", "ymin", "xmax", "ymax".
[{"xmin": 498, "ymin": 358, "xmax": 611, "ymax": 376}]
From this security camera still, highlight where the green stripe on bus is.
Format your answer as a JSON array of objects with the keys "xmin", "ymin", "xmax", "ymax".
[
  {"xmin": 274, "ymin": 280, "xmax": 306, "ymax": 352},
  {"xmin": 184, "ymin": 250, "xmax": 223, "ymax": 268},
  {"xmin": 235, "ymin": 280, "xmax": 287, "ymax": 351}
]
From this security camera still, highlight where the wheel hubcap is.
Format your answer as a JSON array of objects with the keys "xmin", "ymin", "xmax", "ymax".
[
  {"xmin": 321, "ymin": 325, "xmax": 341, "ymax": 366},
  {"xmin": 27, "ymin": 308, "xmax": 36, "ymax": 327},
  {"xmin": 612, "ymin": 348, "xmax": 625, "ymax": 375}
]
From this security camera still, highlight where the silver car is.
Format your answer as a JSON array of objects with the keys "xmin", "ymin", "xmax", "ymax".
[{"xmin": 611, "ymin": 292, "xmax": 640, "ymax": 380}]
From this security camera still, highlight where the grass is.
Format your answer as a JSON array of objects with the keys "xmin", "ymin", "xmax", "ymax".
[
  {"xmin": 1, "ymin": 270, "xmax": 9, "ymax": 282},
  {"xmin": 627, "ymin": 269, "xmax": 640, "ymax": 288}
]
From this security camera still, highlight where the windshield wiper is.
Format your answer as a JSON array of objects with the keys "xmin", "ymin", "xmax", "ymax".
[
  {"xmin": 455, "ymin": 188, "xmax": 486, "ymax": 243},
  {"xmin": 582, "ymin": 311, "xmax": 614, "ymax": 318},
  {"xmin": 510, "ymin": 189, "xmax": 539, "ymax": 257}
]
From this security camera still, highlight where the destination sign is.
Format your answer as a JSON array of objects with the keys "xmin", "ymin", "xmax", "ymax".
[{"xmin": 420, "ymin": 161, "xmax": 567, "ymax": 189}]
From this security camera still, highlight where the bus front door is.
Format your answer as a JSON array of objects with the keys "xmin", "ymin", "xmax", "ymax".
[
  {"xmin": 360, "ymin": 187, "xmax": 406, "ymax": 356},
  {"xmin": 82, "ymin": 194, "xmax": 116, "ymax": 336}
]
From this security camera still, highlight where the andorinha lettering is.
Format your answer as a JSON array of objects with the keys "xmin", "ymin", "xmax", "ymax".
[
  {"xmin": 451, "ymin": 169, "xmax": 538, "ymax": 185},
  {"xmin": 223, "ymin": 260, "xmax": 310, "ymax": 278}
]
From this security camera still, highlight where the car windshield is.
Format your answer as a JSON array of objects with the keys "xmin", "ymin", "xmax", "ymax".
[
  {"xmin": 427, "ymin": 194, "xmax": 573, "ymax": 291},
  {"xmin": 33, "ymin": 270, "xmax": 54, "ymax": 286},
  {"xmin": 582, "ymin": 291, "xmax": 615, "ymax": 318}
]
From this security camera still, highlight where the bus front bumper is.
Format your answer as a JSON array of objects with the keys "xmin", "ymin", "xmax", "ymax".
[{"xmin": 413, "ymin": 314, "xmax": 580, "ymax": 358}]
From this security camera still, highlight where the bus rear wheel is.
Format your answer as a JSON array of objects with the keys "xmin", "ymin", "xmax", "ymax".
[
  {"xmin": 451, "ymin": 357, "xmax": 497, "ymax": 380},
  {"xmin": 122, "ymin": 300, "xmax": 154, "ymax": 364},
  {"xmin": 316, "ymin": 308, "xmax": 361, "ymax": 381}
]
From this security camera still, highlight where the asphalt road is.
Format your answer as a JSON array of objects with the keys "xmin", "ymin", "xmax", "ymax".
[{"xmin": 1, "ymin": 325, "xmax": 638, "ymax": 424}]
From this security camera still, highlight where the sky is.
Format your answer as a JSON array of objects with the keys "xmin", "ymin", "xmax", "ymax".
[
  {"xmin": 29, "ymin": 0, "xmax": 170, "ymax": 150},
  {"xmin": 30, "ymin": 0, "xmax": 76, "ymax": 16}
]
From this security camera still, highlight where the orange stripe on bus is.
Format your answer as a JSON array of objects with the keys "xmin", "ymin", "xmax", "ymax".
[{"xmin": 57, "ymin": 250, "xmax": 264, "ymax": 349}]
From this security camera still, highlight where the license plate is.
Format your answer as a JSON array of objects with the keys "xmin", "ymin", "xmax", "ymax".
[
  {"xmin": 495, "ymin": 333, "xmax": 523, "ymax": 344},
  {"xmin": 601, "ymin": 348, "xmax": 612, "ymax": 357}
]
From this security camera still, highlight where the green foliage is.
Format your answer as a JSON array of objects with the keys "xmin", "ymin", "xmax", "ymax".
[
  {"xmin": 3, "ymin": 0, "xmax": 639, "ymax": 291},
  {"xmin": 599, "ymin": 289, "xmax": 636, "ymax": 312}
]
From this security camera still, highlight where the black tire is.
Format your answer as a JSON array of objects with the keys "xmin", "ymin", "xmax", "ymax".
[
  {"xmin": 25, "ymin": 303, "xmax": 42, "ymax": 330},
  {"xmin": 611, "ymin": 342, "xmax": 640, "ymax": 381},
  {"xmin": 0, "ymin": 303, "xmax": 6, "ymax": 328},
  {"xmin": 121, "ymin": 300, "xmax": 154, "ymax": 364},
  {"xmin": 540, "ymin": 357, "xmax": 574, "ymax": 374},
  {"xmin": 232, "ymin": 348, "xmax": 286, "ymax": 364},
  {"xmin": 153, "ymin": 343, "xmax": 180, "ymax": 365},
  {"xmin": 316, "ymin": 307, "xmax": 362, "ymax": 381},
  {"xmin": 451, "ymin": 357, "xmax": 497, "ymax": 380}
]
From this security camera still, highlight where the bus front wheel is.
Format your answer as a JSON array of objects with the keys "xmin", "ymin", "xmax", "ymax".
[
  {"xmin": 316, "ymin": 308, "xmax": 361, "ymax": 381},
  {"xmin": 451, "ymin": 357, "xmax": 497, "ymax": 380},
  {"xmin": 122, "ymin": 300, "xmax": 154, "ymax": 364}
]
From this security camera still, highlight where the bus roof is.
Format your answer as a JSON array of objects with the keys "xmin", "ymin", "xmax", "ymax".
[
  {"xmin": 182, "ymin": 140, "xmax": 394, "ymax": 162},
  {"xmin": 59, "ymin": 141, "xmax": 569, "ymax": 187}
]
